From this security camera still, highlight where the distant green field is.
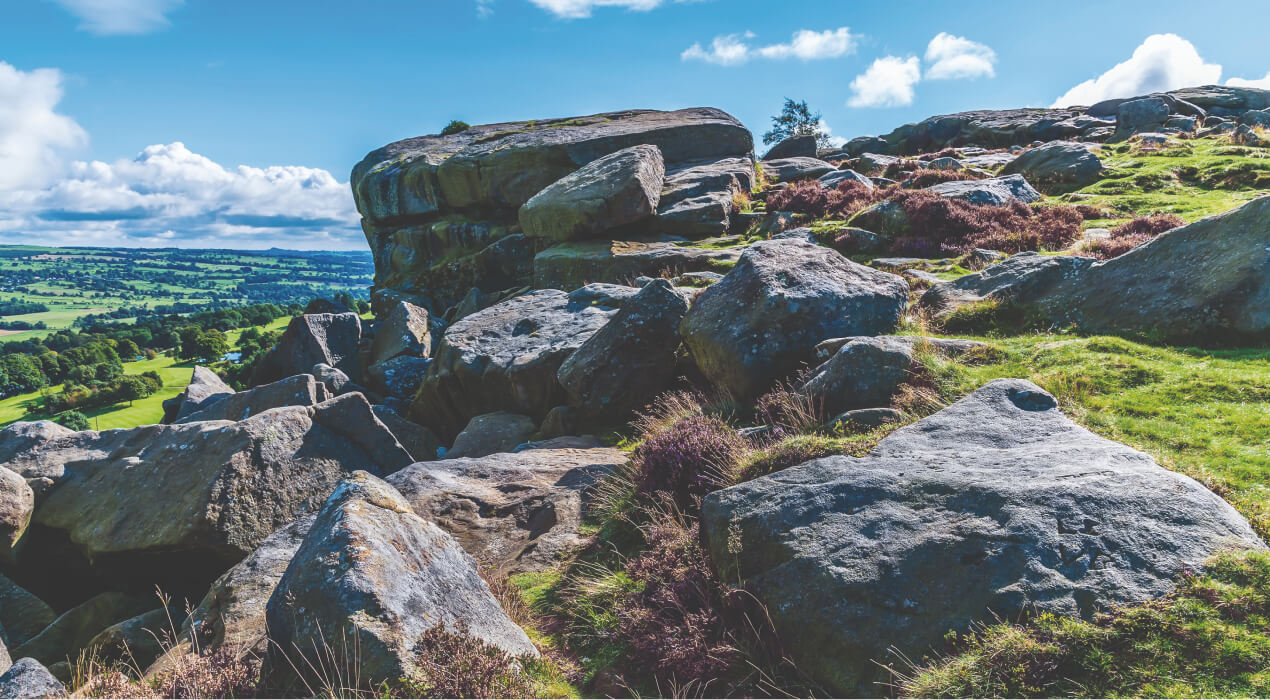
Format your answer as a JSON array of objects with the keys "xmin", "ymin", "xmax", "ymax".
[{"xmin": 0, "ymin": 316, "xmax": 292, "ymax": 430}]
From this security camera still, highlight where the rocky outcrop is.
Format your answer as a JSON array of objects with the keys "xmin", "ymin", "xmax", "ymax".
[
  {"xmin": 162, "ymin": 367, "xmax": 233, "ymax": 423},
  {"xmin": 761, "ymin": 157, "xmax": 836, "ymax": 182},
  {"xmin": 372, "ymin": 406, "xmax": 441, "ymax": 463},
  {"xmin": 762, "ymin": 135, "xmax": 818, "ymax": 160},
  {"xmin": 520, "ymin": 145, "xmax": 665, "ymax": 242},
  {"xmin": 386, "ymin": 446, "xmax": 624, "ymax": 573},
  {"xmin": 799, "ymin": 336, "xmax": 915, "ymax": 416},
  {"xmin": 252, "ymin": 313, "xmax": 362, "ymax": 385},
  {"xmin": 353, "ymin": 108, "xmax": 753, "ymax": 313},
  {"xmin": 0, "ymin": 658, "xmax": 66, "ymax": 699},
  {"xmin": 411, "ymin": 290, "xmax": 619, "ymax": 441},
  {"xmin": 557, "ymin": 278, "xmax": 690, "ymax": 426},
  {"xmin": 1115, "ymin": 96, "xmax": 1171, "ymax": 138},
  {"xmin": 921, "ymin": 195, "xmax": 1270, "ymax": 342},
  {"xmin": 0, "ymin": 467, "xmax": 33, "ymax": 561},
  {"xmin": 680, "ymin": 239, "xmax": 908, "ymax": 401},
  {"xmin": 174, "ymin": 373, "xmax": 327, "ymax": 423},
  {"xmin": 1000, "ymin": 141, "xmax": 1104, "ymax": 190},
  {"xmin": 364, "ymin": 355, "xmax": 430, "ymax": 400},
  {"xmin": 863, "ymin": 107, "xmax": 1112, "ymax": 155},
  {"xmin": 263, "ymin": 472, "xmax": 536, "ymax": 690},
  {"xmin": 702, "ymin": 379, "xmax": 1266, "ymax": 695},
  {"xmin": 13, "ymin": 394, "xmax": 412, "ymax": 599},
  {"xmin": 447, "ymin": 412, "xmax": 537, "ymax": 459}
]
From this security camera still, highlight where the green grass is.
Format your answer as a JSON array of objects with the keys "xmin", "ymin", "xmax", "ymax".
[
  {"xmin": 1060, "ymin": 136, "xmax": 1270, "ymax": 223},
  {"xmin": 900, "ymin": 550, "xmax": 1270, "ymax": 698}
]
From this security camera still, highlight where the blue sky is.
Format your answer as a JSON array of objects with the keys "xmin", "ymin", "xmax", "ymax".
[{"xmin": 1, "ymin": 0, "xmax": 1268, "ymax": 250}]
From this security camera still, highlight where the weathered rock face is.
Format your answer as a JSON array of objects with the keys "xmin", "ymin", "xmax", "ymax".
[
  {"xmin": 1115, "ymin": 96, "xmax": 1171, "ymax": 138},
  {"xmin": 655, "ymin": 156, "xmax": 754, "ymax": 237},
  {"xmin": 0, "ymin": 658, "xmax": 65, "ymax": 699},
  {"xmin": 12, "ymin": 394, "xmax": 412, "ymax": 600},
  {"xmin": 0, "ymin": 468, "xmax": 33, "ymax": 561},
  {"xmin": 680, "ymin": 239, "xmax": 908, "ymax": 402},
  {"xmin": 85, "ymin": 608, "xmax": 172, "ymax": 670},
  {"xmin": 557, "ymin": 278, "xmax": 690, "ymax": 426},
  {"xmin": 353, "ymin": 108, "xmax": 753, "ymax": 313},
  {"xmin": 386, "ymin": 446, "xmax": 624, "ymax": 573},
  {"xmin": 520, "ymin": 145, "xmax": 665, "ymax": 242},
  {"xmin": 1000, "ymin": 141, "xmax": 1104, "ymax": 191},
  {"xmin": 162, "ymin": 367, "xmax": 233, "ymax": 423},
  {"xmin": 252, "ymin": 313, "xmax": 362, "ymax": 386},
  {"xmin": 12, "ymin": 592, "xmax": 154, "ymax": 668},
  {"xmin": 702, "ymin": 379, "xmax": 1266, "ymax": 695},
  {"xmin": 533, "ymin": 238, "xmax": 740, "ymax": 291},
  {"xmin": 818, "ymin": 168, "xmax": 873, "ymax": 190},
  {"xmin": 368, "ymin": 301, "xmax": 430, "ymax": 367},
  {"xmin": 174, "ymin": 373, "xmax": 327, "ymax": 424},
  {"xmin": 921, "ymin": 195, "xmax": 1270, "ymax": 342},
  {"xmin": 0, "ymin": 576, "xmax": 56, "ymax": 649},
  {"xmin": 365, "ymin": 355, "xmax": 431, "ymax": 400},
  {"xmin": 762, "ymin": 135, "xmax": 818, "ymax": 161},
  {"xmin": 310, "ymin": 363, "xmax": 358, "ymax": 396},
  {"xmin": 263, "ymin": 472, "xmax": 536, "ymax": 690},
  {"xmin": 926, "ymin": 173, "xmax": 1042, "ymax": 206},
  {"xmin": 447, "ymin": 412, "xmax": 537, "ymax": 459},
  {"xmin": 800, "ymin": 336, "xmax": 914, "ymax": 416},
  {"xmin": 865, "ymin": 108, "xmax": 1111, "ymax": 155},
  {"xmin": 372, "ymin": 406, "xmax": 441, "ymax": 463},
  {"xmin": 0, "ymin": 639, "xmax": 8, "ymax": 677},
  {"xmin": 761, "ymin": 157, "xmax": 836, "ymax": 182},
  {"xmin": 411, "ymin": 290, "xmax": 619, "ymax": 441}
]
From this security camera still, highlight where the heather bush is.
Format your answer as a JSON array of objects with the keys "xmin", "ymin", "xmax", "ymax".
[
  {"xmin": 882, "ymin": 159, "xmax": 923, "ymax": 180},
  {"xmin": 916, "ymin": 148, "xmax": 961, "ymax": 160},
  {"xmin": 754, "ymin": 382, "xmax": 824, "ymax": 438},
  {"xmin": 764, "ymin": 179, "xmax": 882, "ymax": 219},
  {"xmin": 632, "ymin": 413, "xmax": 747, "ymax": 507},
  {"xmin": 390, "ymin": 622, "xmax": 538, "ymax": 699},
  {"xmin": 1110, "ymin": 213, "xmax": 1185, "ymax": 238},
  {"xmin": 887, "ymin": 190, "xmax": 1084, "ymax": 254},
  {"xmin": 1085, "ymin": 233, "xmax": 1154, "ymax": 260}
]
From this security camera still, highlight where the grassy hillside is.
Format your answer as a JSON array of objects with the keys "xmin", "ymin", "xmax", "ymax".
[{"xmin": 0, "ymin": 316, "xmax": 290, "ymax": 430}]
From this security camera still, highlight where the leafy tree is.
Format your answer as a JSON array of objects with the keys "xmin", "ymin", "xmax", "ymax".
[
  {"xmin": 54, "ymin": 410, "xmax": 91, "ymax": 431},
  {"xmin": 762, "ymin": 98, "xmax": 831, "ymax": 147},
  {"xmin": 441, "ymin": 120, "xmax": 471, "ymax": 136},
  {"xmin": 116, "ymin": 339, "xmax": 140, "ymax": 359},
  {"xmin": 113, "ymin": 375, "xmax": 155, "ymax": 407},
  {"xmin": 189, "ymin": 329, "xmax": 230, "ymax": 364}
]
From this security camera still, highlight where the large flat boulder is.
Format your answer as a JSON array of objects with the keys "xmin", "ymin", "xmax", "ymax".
[
  {"xmin": 702, "ymin": 379, "xmax": 1266, "ymax": 695},
  {"xmin": 926, "ymin": 173, "xmax": 1041, "ymax": 206},
  {"xmin": 920, "ymin": 195, "xmax": 1270, "ymax": 342},
  {"xmin": 761, "ymin": 157, "xmax": 836, "ymax": 182},
  {"xmin": 174, "ymin": 373, "xmax": 327, "ymax": 424},
  {"xmin": 680, "ymin": 239, "xmax": 908, "ymax": 402},
  {"xmin": 446, "ymin": 412, "xmax": 537, "ymax": 459},
  {"xmin": 252, "ymin": 313, "xmax": 362, "ymax": 386},
  {"xmin": 263, "ymin": 472, "xmax": 536, "ymax": 690},
  {"xmin": 762, "ymin": 134, "xmax": 818, "ymax": 161},
  {"xmin": 411, "ymin": 290, "xmax": 618, "ymax": 441},
  {"xmin": 533, "ymin": 238, "xmax": 741, "ymax": 291},
  {"xmin": 868, "ymin": 107, "xmax": 1106, "ymax": 155},
  {"xmin": 557, "ymin": 278, "xmax": 690, "ymax": 426},
  {"xmin": 519, "ymin": 144, "xmax": 665, "ymax": 242},
  {"xmin": 14, "ymin": 394, "xmax": 413, "ymax": 599},
  {"xmin": 386, "ymin": 446, "xmax": 624, "ymax": 573},
  {"xmin": 655, "ymin": 156, "xmax": 754, "ymax": 237},
  {"xmin": 0, "ymin": 576, "xmax": 56, "ymax": 649}
]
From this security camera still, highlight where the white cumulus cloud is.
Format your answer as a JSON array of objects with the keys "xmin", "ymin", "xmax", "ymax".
[
  {"xmin": 681, "ymin": 32, "xmax": 754, "ymax": 66},
  {"xmin": 526, "ymin": 0, "xmax": 668, "ymax": 19},
  {"xmin": 0, "ymin": 63, "xmax": 360, "ymax": 248},
  {"xmin": 683, "ymin": 26, "xmax": 857, "ymax": 66},
  {"xmin": 1051, "ymin": 34, "xmax": 1222, "ymax": 107},
  {"xmin": 49, "ymin": 0, "xmax": 184, "ymax": 35},
  {"xmin": 0, "ymin": 62, "xmax": 88, "ymax": 192},
  {"xmin": 924, "ymin": 32, "xmax": 996, "ymax": 80},
  {"xmin": 755, "ymin": 27, "xmax": 858, "ymax": 61},
  {"xmin": 1227, "ymin": 72, "xmax": 1270, "ymax": 89},
  {"xmin": 847, "ymin": 56, "xmax": 921, "ymax": 108}
]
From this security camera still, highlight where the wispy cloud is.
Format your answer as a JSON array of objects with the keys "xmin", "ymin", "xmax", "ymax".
[
  {"xmin": 924, "ymin": 33, "xmax": 996, "ymax": 80},
  {"xmin": 476, "ymin": 0, "xmax": 495, "ymax": 18},
  {"xmin": 526, "ymin": 0, "xmax": 669, "ymax": 19},
  {"xmin": 682, "ymin": 27, "xmax": 857, "ymax": 65},
  {"xmin": 48, "ymin": 0, "xmax": 184, "ymax": 35},
  {"xmin": 1227, "ymin": 71, "xmax": 1270, "ymax": 89},
  {"xmin": 1051, "ymin": 34, "xmax": 1221, "ymax": 107},
  {"xmin": 848, "ymin": 56, "xmax": 921, "ymax": 107}
]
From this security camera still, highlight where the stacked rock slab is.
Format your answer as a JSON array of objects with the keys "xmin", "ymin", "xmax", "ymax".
[
  {"xmin": 350, "ymin": 108, "xmax": 754, "ymax": 314},
  {"xmin": 702, "ymin": 379, "xmax": 1266, "ymax": 695},
  {"xmin": 921, "ymin": 195, "xmax": 1270, "ymax": 342}
]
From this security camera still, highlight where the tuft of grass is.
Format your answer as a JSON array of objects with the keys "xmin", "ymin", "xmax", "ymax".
[{"xmin": 897, "ymin": 550, "xmax": 1270, "ymax": 698}]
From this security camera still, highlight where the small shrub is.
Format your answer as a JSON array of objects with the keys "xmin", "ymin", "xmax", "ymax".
[
  {"xmin": 1085, "ymin": 233, "xmax": 1154, "ymax": 259},
  {"xmin": 55, "ymin": 409, "xmax": 91, "ymax": 431},
  {"xmin": 1109, "ymin": 213, "xmax": 1185, "ymax": 238},
  {"xmin": 888, "ymin": 190, "xmax": 1084, "ymax": 254},
  {"xmin": 916, "ymin": 148, "xmax": 961, "ymax": 160},
  {"xmin": 149, "ymin": 648, "xmax": 259, "ymax": 699},
  {"xmin": 882, "ymin": 159, "xmax": 923, "ymax": 180},
  {"xmin": 632, "ymin": 413, "xmax": 747, "ymax": 507},
  {"xmin": 390, "ymin": 622, "xmax": 537, "ymax": 699},
  {"xmin": 440, "ymin": 119, "xmax": 470, "ymax": 136},
  {"xmin": 754, "ymin": 382, "xmax": 824, "ymax": 437}
]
